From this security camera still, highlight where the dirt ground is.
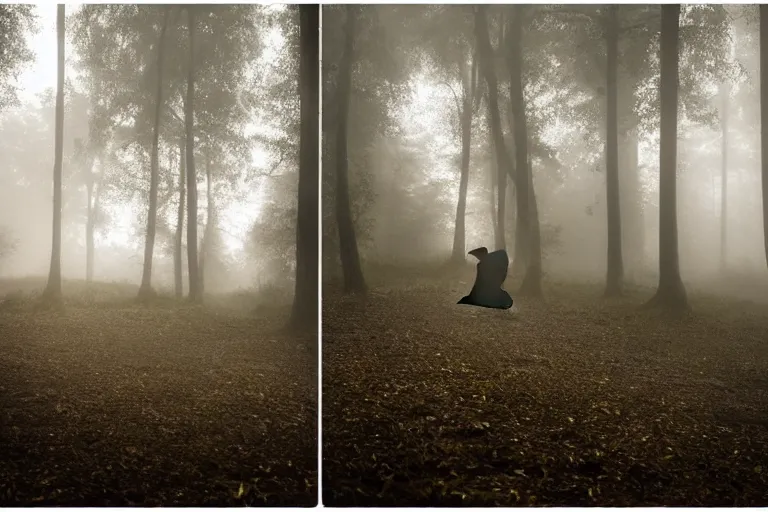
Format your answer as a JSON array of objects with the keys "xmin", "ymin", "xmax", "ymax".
[
  {"xmin": 322, "ymin": 269, "xmax": 768, "ymax": 506},
  {"xmin": 0, "ymin": 279, "xmax": 317, "ymax": 506}
]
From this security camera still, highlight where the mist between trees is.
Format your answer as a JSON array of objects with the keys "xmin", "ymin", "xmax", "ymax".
[
  {"xmin": 323, "ymin": 4, "xmax": 767, "ymax": 306},
  {"xmin": 322, "ymin": 5, "xmax": 768, "ymax": 507},
  {"xmin": 1, "ymin": 4, "xmax": 317, "ymax": 330}
]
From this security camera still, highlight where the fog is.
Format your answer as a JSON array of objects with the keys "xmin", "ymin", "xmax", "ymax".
[
  {"xmin": 322, "ymin": 6, "xmax": 768, "ymax": 506},
  {"xmin": 322, "ymin": 4, "xmax": 767, "ymax": 296},
  {"xmin": 0, "ymin": 4, "xmax": 301, "ymax": 298}
]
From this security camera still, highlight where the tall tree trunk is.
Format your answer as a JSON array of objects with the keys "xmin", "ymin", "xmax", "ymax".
[
  {"xmin": 475, "ymin": 6, "xmax": 515, "ymax": 253},
  {"xmin": 85, "ymin": 154, "xmax": 96, "ymax": 283},
  {"xmin": 489, "ymin": 144, "xmax": 498, "ymax": 237},
  {"xmin": 289, "ymin": 4, "xmax": 319, "ymax": 332},
  {"xmin": 451, "ymin": 52, "xmax": 476, "ymax": 265},
  {"xmin": 763, "ymin": 5, "xmax": 768, "ymax": 270},
  {"xmin": 174, "ymin": 135, "xmax": 186, "ymax": 298},
  {"xmin": 200, "ymin": 152, "xmax": 213, "ymax": 294},
  {"xmin": 495, "ymin": 119, "xmax": 507, "ymax": 251},
  {"xmin": 720, "ymin": 83, "xmax": 729, "ymax": 273},
  {"xmin": 335, "ymin": 6, "xmax": 366, "ymax": 293},
  {"xmin": 138, "ymin": 6, "xmax": 170, "ymax": 300},
  {"xmin": 604, "ymin": 5, "xmax": 623, "ymax": 296},
  {"xmin": 42, "ymin": 4, "xmax": 65, "ymax": 305},
  {"xmin": 505, "ymin": 6, "xmax": 541, "ymax": 296},
  {"xmin": 86, "ymin": 160, "xmax": 102, "ymax": 284},
  {"xmin": 646, "ymin": 4, "xmax": 688, "ymax": 310},
  {"xmin": 619, "ymin": 125, "xmax": 643, "ymax": 280},
  {"xmin": 185, "ymin": 6, "xmax": 200, "ymax": 302}
]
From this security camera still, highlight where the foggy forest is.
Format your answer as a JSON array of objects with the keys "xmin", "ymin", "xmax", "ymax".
[
  {"xmin": 0, "ymin": 4, "xmax": 317, "ymax": 506},
  {"xmin": 322, "ymin": 4, "xmax": 768, "ymax": 507}
]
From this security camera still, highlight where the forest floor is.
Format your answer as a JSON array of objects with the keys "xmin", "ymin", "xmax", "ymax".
[
  {"xmin": 0, "ymin": 278, "xmax": 317, "ymax": 506},
  {"xmin": 323, "ymin": 265, "xmax": 768, "ymax": 506}
]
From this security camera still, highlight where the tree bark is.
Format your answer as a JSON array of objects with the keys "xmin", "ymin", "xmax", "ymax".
[
  {"xmin": 488, "ymin": 142, "xmax": 498, "ymax": 237},
  {"xmin": 760, "ymin": 4, "xmax": 768, "ymax": 270},
  {"xmin": 451, "ymin": 52, "xmax": 476, "ymax": 265},
  {"xmin": 335, "ymin": 5, "xmax": 367, "ymax": 293},
  {"xmin": 85, "ymin": 152, "xmax": 96, "ymax": 283},
  {"xmin": 289, "ymin": 4, "xmax": 319, "ymax": 332},
  {"xmin": 42, "ymin": 4, "xmax": 65, "ymax": 305},
  {"xmin": 619, "ymin": 125, "xmax": 643, "ymax": 280},
  {"xmin": 185, "ymin": 6, "xmax": 201, "ymax": 302},
  {"xmin": 174, "ymin": 135, "xmax": 186, "ymax": 298},
  {"xmin": 646, "ymin": 4, "xmax": 688, "ymax": 310},
  {"xmin": 475, "ymin": 6, "xmax": 515, "ymax": 254},
  {"xmin": 505, "ymin": 6, "xmax": 541, "ymax": 296},
  {"xmin": 200, "ymin": 152, "xmax": 213, "ymax": 295},
  {"xmin": 138, "ymin": 6, "xmax": 170, "ymax": 300},
  {"xmin": 604, "ymin": 5, "xmax": 624, "ymax": 297}
]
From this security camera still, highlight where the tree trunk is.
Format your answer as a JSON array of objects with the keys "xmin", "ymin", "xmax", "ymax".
[
  {"xmin": 85, "ymin": 155, "xmax": 95, "ymax": 283},
  {"xmin": 521, "ymin": 157, "xmax": 543, "ymax": 295},
  {"xmin": 42, "ymin": 4, "xmax": 65, "ymax": 305},
  {"xmin": 763, "ymin": 5, "xmax": 768, "ymax": 270},
  {"xmin": 475, "ymin": 6, "xmax": 515, "ymax": 253},
  {"xmin": 200, "ymin": 152, "xmax": 213, "ymax": 295},
  {"xmin": 335, "ymin": 6, "xmax": 367, "ymax": 293},
  {"xmin": 138, "ymin": 6, "xmax": 170, "ymax": 300},
  {"xmin": 185, "ymin": 6, "xmax": 201, "ymax": 302},
  {"xmin": 451, "ymin": 52, "xmax": 476, "ymax": 265},
  {"xmin": 488, "ymin": 144, "xmax": 498, "ymax": 238},
  {"xmin": 174, "ymin": 135, "xmax": 186, "ymax": 298},
  {"xmin": 646, "ymin": 4, "xmax": 688, "ymax": 310},
  {"xmin": 604, "ymin": 5, "xmax": 624, "ymax": 297},
  {"xmin": 720, "ymin": 83, "xmax": 729, "ymax": 273},
  {"xmin": 620, "ymin": 126, "xmax": 643, "ymax": 280},
  {"xmin": 289, "ymin": 4, "xmax": 319, "ymax": 332},
  {"xmin": 505, "ymin": 6, "xmax": 541, "ymax": 296}
]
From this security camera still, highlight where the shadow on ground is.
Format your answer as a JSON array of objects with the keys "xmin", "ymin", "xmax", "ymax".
[
  {"xmin": 322, "ymin": 271, "xmax": 768, "ymax": 506},
  {"xmin": 0, "ymin": 279, "xmax": 317, "ymax": 506}
]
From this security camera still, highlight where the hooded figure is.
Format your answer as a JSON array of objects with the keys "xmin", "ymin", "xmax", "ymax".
[{"xmin": 457, "ymin": 247, "xmax": 514, "ymax": 309}]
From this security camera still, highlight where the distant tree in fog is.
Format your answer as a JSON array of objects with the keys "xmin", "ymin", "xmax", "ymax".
[
  {"xmin": 646, "ymin": 4, "xmax": 689, "ymax": 310},
  {"xmin": 334, "ymin": 6, "xmax": 367, "ymax": 293},
  {"xmin": 138, "ymin": 6, "xmax": 170, "ymax": 300},
  {"xmin": 41, "ymin": 4, "xmax": 65, "ymax": 305}
]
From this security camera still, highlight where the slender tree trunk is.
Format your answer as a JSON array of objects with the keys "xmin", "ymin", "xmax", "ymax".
[
  {"xmin": 495, "ymin": 120, "xmax": 507, "ymax": 251},
  {"xmin": 42, "ymin": 4, "xmax": 65, "ymax": 305},
  {"xmin": 495, "ymin": 14, "xmax": 507, "ymax": 252},
  {"xmin": 138, "ymin": 6, "xmax": 170, "ymax": 300},
  {"xmin": 489, "ymin": 145, "xmax": 498, "ymax": 238},
  {"xmin": 289, "ymin": 4, "xmax": 319, "ymax": 332},
  {"xmin": 505, "ymin": 6, "xmax": 541, "ymax": 296},
  {"xmin": 475, "ymin": 6, "xmax": 515, "ymax": 253},
  {"xmin": 720, "ymin": 83, "xmax": 729, "ymax": 273},
  {"xmin": 200, "ymin": 152, "xmax": 213, "ymax": 294},
  {"xmin": 174, "ymin": 136, "xmax": 186, "ymax": 298},
  {"xmin": 85, "ymin": 160, "xmax": 95, "ymax": 283},
  {"xmin": 522, "ymin": 157, "xmax": 543, "ymax": 294},
  {"xmin": 604, "ymin": 6, "xmax": 623, "ymax": 296},
  {"xmin": 185, "ymin": 6, "xmax": 200, "ymax": 302},
  {"xmin": 646, "ymin": 4, "xmax": 688, "ymax": 310},
  {"xmin": 512, "ymin": 190, "xmax": 526, "ymax": 275},
  {"xmin": 451, "ymin": 52, "xmax": 476, "ymax": 265},
  {"xmin": 619, "ymin": 124, "xmax": 643, "ymax": 280},
  {"xmin": 763, "ymin": 5, "xmax": 768, "ymax": 270},
  {"xmin": 335, "ymin": 6, "xmax": 366, "ymax": 293}
]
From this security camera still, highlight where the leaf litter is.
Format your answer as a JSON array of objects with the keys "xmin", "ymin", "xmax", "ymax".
[
  {"xmin": 323, "ymin": 279, "xmax": 768, "ymax": 506},
  {"xmin": 0, "ymin": 300, "xmax": 316, "ymax": 506}
]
